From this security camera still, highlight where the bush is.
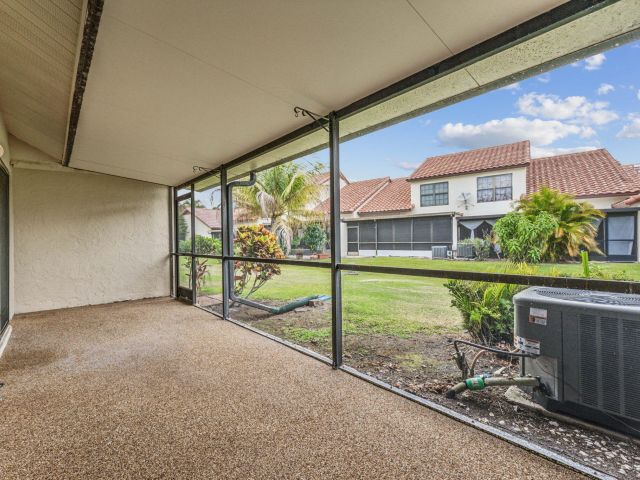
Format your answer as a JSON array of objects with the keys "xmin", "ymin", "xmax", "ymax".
[
  {"xmin": 179, "ymin": 235, "xmax": 221, "ymax": 289},
  {"xmin": 301, "ymin": 223, "xmax": 327, "ymax": 253},
  {"xmin": 179, "ymin": 235, "xmax": 221, "ymax": 255},
  {"xmin": 493, "ymin": 211, "xmax": 557, "ymax": 263},
  {"xmin": 445, "ymin": 263, "xmax": 535, "ymax": 345},
  {"xmin": 517, "ymin": 187, "xmax": 604, "ymax": 261},
  {"xmin": 177, "ymin": 213, "xmax": 189, "ymax": 241},
  {"xmin": 234, "ymin": 225, "xmax": 284, "ymax": 297}
]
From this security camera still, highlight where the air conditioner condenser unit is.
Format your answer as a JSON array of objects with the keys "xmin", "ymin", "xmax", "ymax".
[{"xmin": 513, "ymin": 287, "xmax": 640, "ymax": 437}]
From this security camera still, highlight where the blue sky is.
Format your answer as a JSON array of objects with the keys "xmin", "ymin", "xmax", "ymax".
[{"xmin": 310, "ymin": 40, "xmax": 640, "ymax": 182}]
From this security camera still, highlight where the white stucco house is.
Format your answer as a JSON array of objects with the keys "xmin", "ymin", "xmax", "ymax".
[
  {"xmin": 181, "ymin": 207, "xmax": 222, "ymax": 240},
  {"xmin": 317, "ymin": 141, "xmax": 640, "ymax": 262}
]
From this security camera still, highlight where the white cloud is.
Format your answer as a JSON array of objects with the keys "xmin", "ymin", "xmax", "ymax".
[
  {"xmin": 517, "ymin": 92, "xmax": 618, "ymax": 125},
  {"xmin": 530, "ymin": 145, "xmax": 598, "ymax": 158},
  {"xmin": 617, "ymin": 114, "xmax": 640, "ymax": 139},
  {"xmin": 637, "ymin": 89, "xmax": 640, "ymax": 101},
  {"xmin": 584, "ymin": 53, "xmax": 606, "ymax": 70},
  {"xmin": 438, "ymin": 117, "xmax": 594, "ymax": 149},
  {"xmin": 500, "ymin": 82, "xmax": 520, "ymax": 91},
  {"xmin": 537, "ymin": 74, "xmax": 551, "ymax": 84},
  {"xmin": 597, "ymin": 83, "xmax": 614, "ymax": 95},
  {"xmin": 397, "ymin": 161, "xmax": 421, "ymax": 171}
]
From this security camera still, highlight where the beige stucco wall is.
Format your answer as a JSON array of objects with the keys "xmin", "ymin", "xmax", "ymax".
[
  {"xmin": 0, "ymin": 113, "xmax": 14, "ymax": 320},
  {"xmin": 14, "ymin": 168, "xmax": 170, "ymax": 313}
]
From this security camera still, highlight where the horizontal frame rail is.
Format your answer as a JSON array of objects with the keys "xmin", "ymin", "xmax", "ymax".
[
  {"xmin": 171, "ymin": 253, "xmax": 331, "ymax": 269},
  {"xmin": 173, "ymin": 252, "xmax": 640, "ymax": 293},
  {"xmin": 337, "ymin": 263, "xmax": 640, "ymax": 294},
  {"xmin": 226, "ymin": 255, "xmax": 331, "ymax": 269},
  {"xmin": 171, "ymin": 252, "xmax": 223, "ymax": 259}
]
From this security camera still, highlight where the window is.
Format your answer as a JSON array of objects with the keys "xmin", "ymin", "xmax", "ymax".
[
  {"xmin": 420, "ymin": 182, "xmax": 448, "ymax": 206},
  {"xmin": 607, "ymin": 214, "xmax": 636, "ymax": 258},
  {"xmin": 477, "ymin": 174, "xmax": 512, "ymax": 202}
]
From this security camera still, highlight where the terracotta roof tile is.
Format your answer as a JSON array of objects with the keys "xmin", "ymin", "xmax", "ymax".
[
  {"xmin": 185, "ymin": 208, "xmax": 243, "ymax": 229},
  {"xmin": 311, "ymin": 171, "xmax": 349, "ymax": 185},
  {"xmin": 408, "ymin": 141, "xmax": 530, "ymax": 181},
  {"xmin": 317, "ymin": 177, "xmax": 389, "ymax": 213},
  {"xmin": 527, "ymin": 149, "xmax": 640, "ymax": 198},
  {"xmin": 358, "ymin": 178, "xmax": 412, "ymax": 214}
]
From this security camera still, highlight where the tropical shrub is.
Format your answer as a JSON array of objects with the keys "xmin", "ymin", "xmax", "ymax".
[
  {"xmin": 179, "ymin": 235, "xmax": 221, "ymax": 256},
  {"xmin": 179, "ymin": 235, "xmax": 221, "ymax": 289},
  {"xmin": 302, "ymin": 223, "xmax": 327, "ymax": 253},
  {"xmin": 234, "ymin": 225, "xmax": 285, "ymax": 297},
  {"xmin": 233, "ymin": 162, "xmax": 324, "ymax": 254},
  {"xmin": 517, "ymin": 187, "xmax": 604, "ymax": 261},
  {"xmin": 493, "ymin": 211, "xmax": 558, "ymax": 263},
  {"xmin": 445, "ymin": 263, "xmax": 535, "ymax": 345}
]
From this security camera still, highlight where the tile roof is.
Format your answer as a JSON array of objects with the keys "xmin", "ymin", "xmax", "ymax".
[
  {"xmin": 311, "ymin": 171, "xmax": 349, "ymax": 185},
  {"xmin": 408, "ymin": 141, "xmax": 530, "ymax": 181},
  {"xmin": 358, "ymin": 178, "xmax": 412, "ymax": 214},
  {"xmin": 186, "ymin": 208, "xmax": 244, "ymax": 229},
  {"xmin": 527, "ymin": 149, "xmax": 640, "ymax": 198},
  {"xmin": 191, "ymin": 208, "xmax": 222, "ymax": 229},
  {"xmin": 317, "ymin": 177, "xmax": 389, "ymax": 213}
]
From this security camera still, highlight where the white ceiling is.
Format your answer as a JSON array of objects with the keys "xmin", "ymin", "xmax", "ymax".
[
  {"xmin": 0, "ymin": 0, "xmax": 83, "ymax": 160},
  {"xmin": 69, "ymin": 0, "xmax": 568, "ymax": 185}
]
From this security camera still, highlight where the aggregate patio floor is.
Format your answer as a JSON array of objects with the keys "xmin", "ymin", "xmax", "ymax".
[{"xmin": 0, "ymin": 298, "xmax": 585, "ymax": 479}]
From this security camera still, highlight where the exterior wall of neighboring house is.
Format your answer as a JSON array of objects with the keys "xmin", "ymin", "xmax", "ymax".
[
  {"xmin": 409, "ymin": 166, "xmax": 527, "ymax": 218},
  {"xmin": 13, "ymin": 168, "xmax": 170, "ymax": 313},
  {"xmin": 408, "ymin": 166, "xmax": 527, "ymax": 252},
  {"xmin": 181, "ymin": 212, "xmax": 212, "ymax": 238}
]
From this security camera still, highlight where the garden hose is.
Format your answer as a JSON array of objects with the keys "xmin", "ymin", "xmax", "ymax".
[
  {"xmin": 446, "ymin": 375, "xmax": 540, "ymax": 399},
  {"xmin": 229, "ymin": 291, "xmax": 331, "ymax": 314}
]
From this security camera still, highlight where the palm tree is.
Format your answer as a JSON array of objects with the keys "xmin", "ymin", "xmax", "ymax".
[
  {"xmin": 233, "ymin": 162, "xmax": 324, "ymax": 254},
  {"xmin": 517, "ymin": 187, "xmax": 604, "ymax": 261}
]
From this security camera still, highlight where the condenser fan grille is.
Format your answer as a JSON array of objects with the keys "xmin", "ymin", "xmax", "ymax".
[{"xmin": 535, "ymin": 288, "xmax": 640, "ymax": 306}]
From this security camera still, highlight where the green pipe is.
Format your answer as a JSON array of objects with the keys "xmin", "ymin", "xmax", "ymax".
[
  {"xmin": 446, "ymin": 376, "xmax": 539, "ymax": 399},
  {"xmin": 230, "ymin": 292, "xmax": 330, "ymax": 314}
]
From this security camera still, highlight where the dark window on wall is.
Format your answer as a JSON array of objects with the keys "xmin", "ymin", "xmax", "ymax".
[
  {"xmin": 477, "ymin": 173, "xmax": 512, "ymax": 202},
  {"xmin": 607, "ymin": 213, "xmax": 636, "ymax": 259},
  {"xmin": 420, "ymin": 182, "xmax": 448, "ymax": 206}
]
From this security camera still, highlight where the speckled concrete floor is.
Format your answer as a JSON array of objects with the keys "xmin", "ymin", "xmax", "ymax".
[{"xmin": 0, "ymin": 298, "xmax": 584, "ymax": 479}]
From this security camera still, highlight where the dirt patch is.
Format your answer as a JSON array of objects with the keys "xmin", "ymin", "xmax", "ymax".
[{"xmin": 212, "ymin": 302, "xmax": 640, "ymax": 478}]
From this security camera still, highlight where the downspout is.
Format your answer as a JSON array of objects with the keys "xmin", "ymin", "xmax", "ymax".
[
  {"xmin": 224, "ymin": 173, "xmax": 329, "ymax": 314},
  {"xmin": 225, "ymin": 172, "xmax": 257, "ymax": 309}
]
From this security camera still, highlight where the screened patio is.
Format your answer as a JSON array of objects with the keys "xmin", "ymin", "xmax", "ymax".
[{"xmin": 1, "ymin": 1, "xmax": 640, "ymax": 479}]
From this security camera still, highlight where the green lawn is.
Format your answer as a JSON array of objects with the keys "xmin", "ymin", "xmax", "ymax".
[{"xmin": 188, "ymin": 256, "xmax": 640, "ymax": 343}]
